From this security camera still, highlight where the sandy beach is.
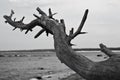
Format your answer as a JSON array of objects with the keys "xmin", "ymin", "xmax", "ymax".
[{"xmin": 0, "ymin": 51, "xmax": 115, "ymax": 80}]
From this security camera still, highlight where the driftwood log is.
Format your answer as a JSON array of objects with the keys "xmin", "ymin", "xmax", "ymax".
[{"xmin": 3, "ymin": 7, "xmax": 120, "ymax": 80}]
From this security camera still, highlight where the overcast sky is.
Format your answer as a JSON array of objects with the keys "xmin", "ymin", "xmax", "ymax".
[{"xmin": 0, "ymin": 0, "xmax": 120, "ymax": 50}]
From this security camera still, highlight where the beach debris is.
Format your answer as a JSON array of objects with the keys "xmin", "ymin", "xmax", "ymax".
[
  {"xmin": 29, "ymin": 76, "xmax": 43, "ymax": 80},
  {"xmin": 0, "ymin": 54, "xmax": 5, "ymax": 57},
  {"xmin": 48, "ymin": 71, "xmax": 54, "ymax": 74},
  {"xmin": 46, "ymin": 76, "xmax": 52, "ymax": 78},
  {"xmin": 97, "ymin": 54, "xmax": 103, "ymax": 57},
  {"xmin": 104, "ymin": 56, "xmax": 108, "ymax": 59},
  {"xmin": 43, "ymin": 75, "xmax": 52, "ymax": 79},
  {"xmin": 37, "ymin": 67, "xmax": 45, "ymax": 70}
]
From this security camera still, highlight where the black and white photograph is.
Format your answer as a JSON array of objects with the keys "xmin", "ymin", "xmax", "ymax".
[{"xmin": 0, "ymin": 0, "xmax": 120, "ymax": 80}]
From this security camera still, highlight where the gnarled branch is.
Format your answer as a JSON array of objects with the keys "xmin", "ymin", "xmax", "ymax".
[{"xmin": 3, "ymin": 10, "xmax": 39, "ymax": 33}]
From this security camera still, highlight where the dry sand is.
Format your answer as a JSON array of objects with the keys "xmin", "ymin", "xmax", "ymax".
[{"xmin": 0, "ymin": 51, "xmax": 110, "ymax": 80}]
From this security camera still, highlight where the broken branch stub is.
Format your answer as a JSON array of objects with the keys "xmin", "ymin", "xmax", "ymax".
[
  {"xmin": 34, "ymin": 29, "xmax": 45, "ymax": 38},
  {"xmin": 36, "ymin": 7, "xmax": 47, "ymax": 16},
  {"xmin": 3, "ymin": 7, "xmax": 120, "ymax": 80},
  {"xmin": 99, "ymin": 43, "xmax": 117, "ymax": 57}
]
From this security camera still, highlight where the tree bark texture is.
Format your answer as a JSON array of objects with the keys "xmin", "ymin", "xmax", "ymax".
[{"xmin": 3, "ymin": 7, "xmax": 120, "ymax": 80}]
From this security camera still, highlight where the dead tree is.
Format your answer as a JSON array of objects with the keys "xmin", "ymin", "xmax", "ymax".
[{"xmin": 3, "ymin": 7, "xmax": 120, "ymax": 80}]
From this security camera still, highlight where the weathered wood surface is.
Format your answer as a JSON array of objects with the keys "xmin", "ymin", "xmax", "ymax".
[{"xmin": 3, "ymin": 7, "xmax": 120, "ymax": 80}]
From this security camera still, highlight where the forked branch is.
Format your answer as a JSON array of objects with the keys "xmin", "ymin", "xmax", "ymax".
[
  {"xmin": 48, "ymin": 8, "xmax": 57, "ymax": 19},
  {"xmin": 65, "ymin": 9, "xmax": 88, "ymax": 45},
  {"xmin": 68, "ymin": 9, "xmax": 88, "ymax": 40}
]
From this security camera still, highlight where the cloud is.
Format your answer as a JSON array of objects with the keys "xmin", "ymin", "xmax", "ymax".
[
  {"xmin": 8, "ymin": 0, "xmax": 62, "ymax": 7},
  {"xmin": 9, "ymin": 0, "xmax": 19, "ymax": 2}
]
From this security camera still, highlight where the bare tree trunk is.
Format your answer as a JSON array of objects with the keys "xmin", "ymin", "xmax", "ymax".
[
  {"xmin": 52, "ymin": 24, "xmax": 94, "ymax": 79},
  {"xmin": 3, "ymin": 7, "xmax": 120, "ymax": 80}
]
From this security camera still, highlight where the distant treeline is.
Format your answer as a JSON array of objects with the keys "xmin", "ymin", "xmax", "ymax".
[
  {"xmin": 0, "ymin": 47, "xmax": 120, "ymax": 52},
  {"xmin": 74, "ymin": 48, "xmax": 120, "ymax": 51}
]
